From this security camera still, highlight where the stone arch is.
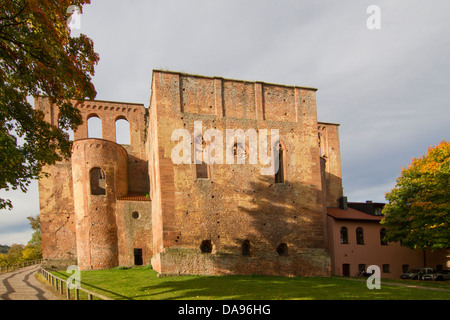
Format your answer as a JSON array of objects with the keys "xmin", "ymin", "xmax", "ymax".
[
  {"xmin": 115, "ymin": 116, "xmax": 130, "ymax": 145},
  {"xmin": 87, "ymin": 113, "xmax": 102, "ymax": 139}
]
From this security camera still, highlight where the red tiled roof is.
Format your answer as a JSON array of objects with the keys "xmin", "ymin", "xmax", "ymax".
[
  {"xmin": 327, "ymin": 207, "xmax": 383, "ymax": 221},
  {"xmin": 117, "ymin": 193, "xmax": 151, "ymax": 201}
]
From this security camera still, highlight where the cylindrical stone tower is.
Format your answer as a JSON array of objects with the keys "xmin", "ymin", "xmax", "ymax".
[{"xmin": 71, "ymin": 138, "xmax": 128, "ymax": 270}]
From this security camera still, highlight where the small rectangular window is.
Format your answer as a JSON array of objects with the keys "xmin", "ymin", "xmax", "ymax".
[
  {"xmin": 196, "ymin": 162, "xmax": 209, "ymax": 179},
  {"xmin": 358, "ymin": 264, "xmax": 366, "ymax": 273},
  {"xmin": 382, "ymin": 264, "xmax": 390, "ymax": 273}
]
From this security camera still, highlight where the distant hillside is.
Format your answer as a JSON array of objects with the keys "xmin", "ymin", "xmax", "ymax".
[{"xmin": 0, "ymin": 245, "xmax": 10, "ymax": 254}]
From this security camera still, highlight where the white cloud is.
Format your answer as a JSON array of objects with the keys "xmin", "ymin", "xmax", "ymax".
[{"xmin": 0, "ymin": 181, "xmax": 38, "ymax": 245}]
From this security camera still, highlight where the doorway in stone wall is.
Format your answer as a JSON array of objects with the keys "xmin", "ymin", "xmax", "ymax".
[{"xmin": 134, "ymin": 248, "xmax": 143, "ymax": 266}]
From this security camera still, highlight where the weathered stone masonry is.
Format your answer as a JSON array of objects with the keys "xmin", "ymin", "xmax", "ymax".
[{"xmin": 37, "ymin": 70, "xmax": 343, "ymax": 276}]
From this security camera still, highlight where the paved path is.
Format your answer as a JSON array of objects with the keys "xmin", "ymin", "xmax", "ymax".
[{"xmin": 0, "ymin": 265, "xmax": 59, "ymax": 300}]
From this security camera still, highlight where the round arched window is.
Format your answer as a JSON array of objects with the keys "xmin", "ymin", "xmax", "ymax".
[{"xmin": 132, "ymin": 211, "xmax": 140, "ymax": 219}]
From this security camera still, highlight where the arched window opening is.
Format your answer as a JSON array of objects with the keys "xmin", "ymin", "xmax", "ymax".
[
  {"xmin": 380, "ymin": 228, "xmax": 387, "ymax": 245},
  {"xmin": 90, "ymin": 167, "xmax": 106, "ymax": 195},
  {"xmin": 318, "ymin": 132, "xmax": 322, "ymax": 156},
  {"xmin": 87, "ymin": 115, "xmax": 102, "ymax": 139},
  {"xmin": 63, "ymin": 127, "xmax": 75, "ymax": 141},
  {"xmin": 340, "ymin": 227, "xmax": 348, "ymax": 244},
  {"xmin": 200, "ymin": 240, "xmax": 212, "ymax": 253},
  {"xmin": 195, "ymin": 134, "xmax": 209, "ymax": 180},
  {"xmin": 115, "ymin": 117, "xmax": 130, "ymax": 145},
  {"xmin": 356, "ymin": 227, "xmax": 364, "ymax": 245},
  {"xmin": 274, "ymin": 142, "xmax": 284, "ymax": 184},
  {"xmin": 276, "ymin": 243, "xmax": 289, "ymax": 256},
  {"xmin": 242, "ymin": 240, "xmax": 251, "ymax": 256}
]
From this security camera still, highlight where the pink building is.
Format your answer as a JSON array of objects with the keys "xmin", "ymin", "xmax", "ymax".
[{"xmin": 326, "ymin": 200, "xmax": 449, "ymax": 279}]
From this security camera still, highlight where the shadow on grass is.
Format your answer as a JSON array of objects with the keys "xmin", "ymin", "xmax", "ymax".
[
  {"xmin": 132, "ymin": 274, "xmax": 374, "ymax": 300},
  {"xmin": 49, "ymin": 268, "xmax": 450, "ymax": 300}
]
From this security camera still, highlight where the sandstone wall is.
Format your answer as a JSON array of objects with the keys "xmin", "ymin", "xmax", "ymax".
[
  {"xmin": 36, "ymin": 96, "xmax": 151, "ymax": 269},
  {"xmin": 149, "ymin": 70, "xmax": 331, "ymax": 276},
  {"xmin": 71, "ymin": 139, "xmax": 128, "ymax": 270},
  {"xmin": 318, "ymin": 123, "xmax": 343, "ymax": 208}
]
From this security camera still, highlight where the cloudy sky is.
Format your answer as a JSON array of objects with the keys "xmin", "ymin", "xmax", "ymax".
[{"xmin": 1, "ymin": 0, "xmax": 449, "ymax": 245}]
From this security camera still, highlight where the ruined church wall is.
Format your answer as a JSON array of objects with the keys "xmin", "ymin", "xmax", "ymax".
[{"xmin": 150, "ymin": 70, "xmax": 330, "ymax": 276}]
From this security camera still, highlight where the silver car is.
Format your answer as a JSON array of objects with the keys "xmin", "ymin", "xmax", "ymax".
[
  {"xmin": 422, "ymin": 270, "xmax": 450, "ymax": 281},
  {"xmin": 400, "ymin": 268, "xmax": 436, "ymax": 280}
]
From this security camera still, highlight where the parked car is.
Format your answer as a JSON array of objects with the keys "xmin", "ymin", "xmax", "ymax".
[
  {"xmin": 400, "ymin": 268, "xmax": 436, "ymax": 280},
  {"xmin": 422, "ymin": 270, "xmax": 450, "ymax": 281}
]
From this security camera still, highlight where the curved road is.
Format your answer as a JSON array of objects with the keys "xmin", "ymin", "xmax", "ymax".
[{"xmin": 0, "ymin": 265, "xmax": 59, "ymax": 300}]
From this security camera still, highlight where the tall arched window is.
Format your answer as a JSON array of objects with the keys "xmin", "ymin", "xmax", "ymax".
[
  {"xmin": 274, "ymin": 142, "xmax": 284, "ymax": 183},
  {"xmin": 90, "ymin": 167, "xmax": 106, "ymax": 195},
  {"xmin": 318, "ymin": 132, "xmax": 322, "ymax": 156},
  {"xmin": 356, "ymin": 227, "xmax": 364, "ymax": 245},
  {"xmin": 380, "ymin": 228, "xmax": 387, "ymax": 245},
  {"xmin": 194, "ymin": 134, "xmax": 209, "ymax": 180},
  {"xmin": 115, "ymin": 117, "xmax": 130, "ymax": 145},
  {"xmin": 340, "ymin": 227, "xmax": 348, "ymax": 244},
  {"xmin": 87, "ymin": 114, "xmax": 102, "ymax": 139}
]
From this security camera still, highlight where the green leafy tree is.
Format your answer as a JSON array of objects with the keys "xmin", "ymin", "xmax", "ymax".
[
  {"xmin": 381, "ymin": 140, "xmax": 450, "ymax": 251},
  {"xmin": 0, "ymin": 253, "xmax": 7, "ymax": 266},
  {"xmin": 22, "ymin": 214, "xmax": 41, "ymax": 260},
  {"xmin": 5, "ymin": 243, "xmax": 24, "ymax": 264},
  {"xmin": 0, "ymin": 0, "xmax": 99, "ymax": 210}
]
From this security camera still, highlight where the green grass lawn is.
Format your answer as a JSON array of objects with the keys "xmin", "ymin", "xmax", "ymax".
[{"xmin": 50, "ymin": 266, "xmax": 450, "ymax": 300}]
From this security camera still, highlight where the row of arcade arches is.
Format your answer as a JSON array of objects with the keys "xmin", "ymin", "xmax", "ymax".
[
  {"xmin": 87, "ymin": 115, "xmax": 130, "ymax": 145},
  {"xmin": 62, "ymin": 114, "xmax": 130, "ymax": 145}
]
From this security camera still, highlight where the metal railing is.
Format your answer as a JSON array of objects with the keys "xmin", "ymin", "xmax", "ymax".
[
  {"xmin": 38, "ymin": 266, "xmax": 114, "ymax": 300},
  {"xmin": 0, "ymin": 259, "xmax": 43, "ymax": 274}
]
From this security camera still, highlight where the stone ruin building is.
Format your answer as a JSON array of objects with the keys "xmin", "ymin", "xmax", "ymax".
[{"xmin": 37, "ymin": 70, "xmax": 344, "ymax": 276}]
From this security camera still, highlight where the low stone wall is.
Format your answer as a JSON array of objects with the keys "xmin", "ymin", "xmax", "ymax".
[{"xmin": 155, "ymin": 247, "xmax": 331, "ymax": 277}]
